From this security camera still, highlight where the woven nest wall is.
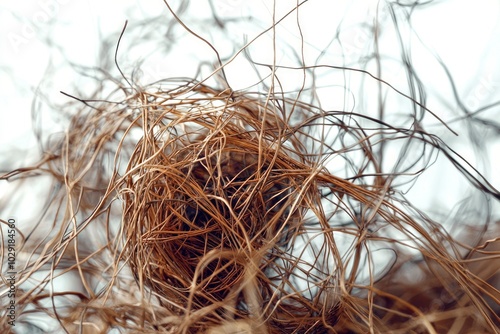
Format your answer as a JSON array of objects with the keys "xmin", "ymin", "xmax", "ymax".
[{"xmin": 117, "ymin": 87, "xmax": 340, "ymax": 332}]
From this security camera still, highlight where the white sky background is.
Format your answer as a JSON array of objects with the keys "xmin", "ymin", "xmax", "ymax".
[
  {"xmin": 1, "ymin": 0, "xmax": 500, "ymax": 332},
  {"xmin": 1, "ymin": 0, "xmax": 498, "ymax": 226}
]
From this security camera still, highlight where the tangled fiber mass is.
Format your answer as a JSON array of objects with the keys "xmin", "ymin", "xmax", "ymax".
[
  {"xmin": 1, "ymin": 1, "xmax": 500, "ymax": 333},
  {"xmin": 1, "ymin": 79, "xmax": 498, "ymax": 333}
]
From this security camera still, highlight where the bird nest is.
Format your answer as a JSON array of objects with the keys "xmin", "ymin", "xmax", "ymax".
[{"xmin": 118, "ymin": 86, "xmax": 334, "ymax": 331}]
